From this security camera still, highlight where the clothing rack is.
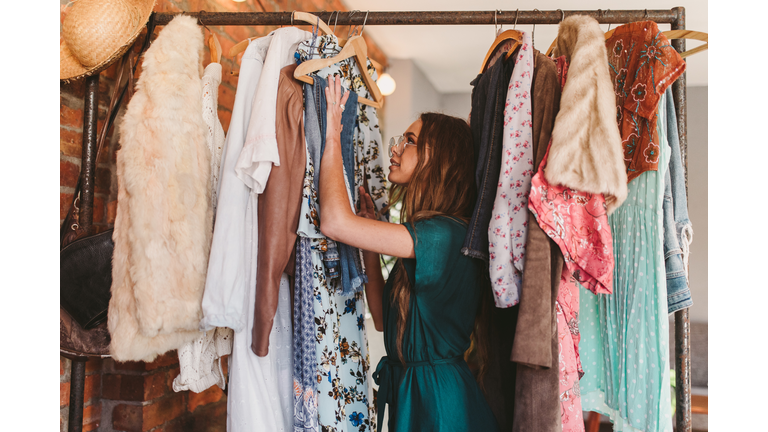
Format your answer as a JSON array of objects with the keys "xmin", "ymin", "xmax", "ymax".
[{"xmin": 67, "ymin": 7, "xmax": 694, "ymax": 432}]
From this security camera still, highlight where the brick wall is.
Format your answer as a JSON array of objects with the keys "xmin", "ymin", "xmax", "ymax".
[{"xmin": 59, "ymin": 1, "xmax": 388, "ymax": 431}]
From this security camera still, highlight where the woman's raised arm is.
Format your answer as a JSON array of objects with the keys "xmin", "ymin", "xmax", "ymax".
[{"xmin": 319, "ymin": 75, "xmax": 414, "ymax": 260}]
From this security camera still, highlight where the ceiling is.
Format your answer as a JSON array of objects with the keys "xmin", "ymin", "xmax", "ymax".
[{"xmin": 342, "ymin": 0, "xmax": 708, "ymax": 93}]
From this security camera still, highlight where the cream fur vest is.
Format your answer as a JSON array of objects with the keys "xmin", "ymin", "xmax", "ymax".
[
  {"xmin": 109, "ymin": 15, "xmax": 212, "ymax": 362},
  {"xmin": 549, "ymin": 15, "xmax": 628, "ymax": 214}
]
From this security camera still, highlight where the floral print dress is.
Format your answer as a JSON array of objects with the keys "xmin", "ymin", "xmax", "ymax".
[
  {"xmin": 296, "ymin": 145, "xmax": 375, "ymax": 432},
  {"xmin": 293, "ymin": 34, "xmax": 384, "ymax": 432}
]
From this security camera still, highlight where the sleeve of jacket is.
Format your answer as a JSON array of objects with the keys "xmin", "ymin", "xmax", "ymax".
[
  {"xmin": 251, "ymin": 64, "xmax": 306, "ymax": 356},
  {"xmin": 511, "ymin": 51, "xmax": 563, "ymax": 369}
]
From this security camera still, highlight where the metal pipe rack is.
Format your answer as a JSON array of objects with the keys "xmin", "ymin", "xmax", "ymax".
[{"xmin": 68, "ymin": 7, "xmax": 694, "ymax": 432}]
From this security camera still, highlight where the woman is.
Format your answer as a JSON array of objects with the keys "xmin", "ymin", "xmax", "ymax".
[{"xmin": 320, "ymin": 76, "xmax": 499, "ymax": 432}]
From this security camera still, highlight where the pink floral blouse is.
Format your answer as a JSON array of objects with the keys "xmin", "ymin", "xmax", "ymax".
[{"xmin": 488, "ymin": 31, "xmax": 535, "ymax": 308}]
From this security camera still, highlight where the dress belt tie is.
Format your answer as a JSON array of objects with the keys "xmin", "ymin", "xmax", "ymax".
[{"xmin": 372, "ymin": 354, "xmax": 464, "ymax": 432}]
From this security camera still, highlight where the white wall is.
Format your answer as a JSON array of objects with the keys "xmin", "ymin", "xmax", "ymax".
[
  {"xmin": 381, "ymin": 59, "xmax": 442, "ymax": 148},
  {"xmin": 440, "ymin": 92, "xmax": 472, "ymax": 121},
  {"xmin": 382, "ymin": 60, "xmax": 472, "ymax": 142},
  {"xmin": 687, "ymin": 86, "xmax": 707, "ymax": 323}
]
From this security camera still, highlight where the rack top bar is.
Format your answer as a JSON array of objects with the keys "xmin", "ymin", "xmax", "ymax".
[{"xmin": 153, "ymin": 9, "xmax": 683, "ymax": 26}]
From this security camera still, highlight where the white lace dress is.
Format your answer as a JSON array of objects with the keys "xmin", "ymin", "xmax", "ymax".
[
  {"xmin": 203, "ymin": 62, "xmax": 225, "ymax": 219},
  {"xmin": 174, "ymin": 62, "xmax": 233, "ymax": 393}
]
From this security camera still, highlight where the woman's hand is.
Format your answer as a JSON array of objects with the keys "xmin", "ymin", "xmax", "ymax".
[
  {"xmin": 356, "ymin": 186, "xmax": 378, "ymax": 220},
  {"xmin": 325, "ymin": 75, "xmax": 351, "ymax": 145},
  {"xmin": 318, "ymin": 73, "xmax": 415, "ymax": 261}
]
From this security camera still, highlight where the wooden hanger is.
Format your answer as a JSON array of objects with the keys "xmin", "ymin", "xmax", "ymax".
[
  {"xmin": 479, "ymin": 10, "xmax": 523, "ymax": 73},
  {"xmin": 228, "ymin": 11, "xmax": 333, "ymax": 58},
  {"xmin": 293, "ymin": 35, "xmax": 384, "ymax": 109},
  {"xmin": 603, "ymin": 28, "xmax": 708, "ymax": 59},
  {"xmin": 545, "ymin": 39, "xmax": 557, "ymax": 57},
  {"xmin": 369, "ymin": 58, "xmax": 383, "ymax": 75},
  {"xmin": 314, "ymin": 12, "xmax": 384, "ymax": 92},
  {"xmin": 208, "ymin": 32, "xmax": 221, "ymax": 64},
  {"xmin": 197, "ymin": 11, "xmax": 221, "ymax": 64},
  {"xmin": 479, "ymin": 29, "xmax": 523, "ymax": 73},
  {"xmin": 663, "ymin": 30, "xmax": 708, "ymax": 58},
  {"xmin": 547, "ymin": 23, "xmax": 709, "ymax": 59}
]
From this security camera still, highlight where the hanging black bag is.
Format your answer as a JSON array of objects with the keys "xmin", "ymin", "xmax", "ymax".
[{"xmin": 60, "ymin": 229, "xmax": 115, "ymax": 329}]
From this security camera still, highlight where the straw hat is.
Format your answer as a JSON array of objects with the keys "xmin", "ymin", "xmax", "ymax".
[{"xmin": 60, "ymin": 0, "xmax": 155, "ymax": 82}]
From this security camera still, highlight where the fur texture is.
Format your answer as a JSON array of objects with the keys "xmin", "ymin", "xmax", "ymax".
[
  {"xmin": 108, "ymin": 15, "xmax": 211, "ymax": 362},
  {"xmin": 549, "ymin": 15, "xmax": 627, "ymax": 214}
]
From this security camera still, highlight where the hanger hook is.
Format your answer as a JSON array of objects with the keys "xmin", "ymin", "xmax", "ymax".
[
  {"xmin": 290, "ymin": 10, "xmax": 295, "ymax": 26},
  {"xmin": 513, "ymin": 9, "xmax": 519, "ymax": 30},
  {"xmin": 360, "ymin": 10, "xmax": 369, "ymax": 36},
  {"xmin": 558, "ymin": 9, "xmax": 565, "ymax": 23},
  {"xmin": 532, "ymin": 9, "xmax": 540, "ymax": 46},
  {"xmin": 347, "ymin": 10, "xmax": 359, "ymax": 38},
  {"xmin": 331, "ymin": 10, "xmax": 339, "ymax": 34},
  {"xmin": 644, "ymin": 9, "xmax": 648, "ymax": 20},
  {"xmin": 197, "ymin": 10, "xmax": 209, "ymax": 32}
]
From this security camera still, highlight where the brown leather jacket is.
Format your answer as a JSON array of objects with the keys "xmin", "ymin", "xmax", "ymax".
[{"xmin": 250, "ymin": 64, "xmax": 306, "ymax": 356}]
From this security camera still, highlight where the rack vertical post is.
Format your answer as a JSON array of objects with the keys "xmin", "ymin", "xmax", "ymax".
[
  {"xmin": 671, "ymin": 6, "xmax": 693, "ymax": 432},
  {"xmin": 66, "ymin": 73, "xmax": 99, "ymax": 432}
]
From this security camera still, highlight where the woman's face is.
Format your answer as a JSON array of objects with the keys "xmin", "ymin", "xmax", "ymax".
[{"xmin": 388, "ymin": 119, "xmax": 424, "ymax": 185}]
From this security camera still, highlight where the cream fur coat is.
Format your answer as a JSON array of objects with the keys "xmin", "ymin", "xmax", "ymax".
[
  {"xmin": 549, "ymin": 15, "xmax": 628, "ymax": 214},
  {"xmin": 109, "ymin": 15, "xmax": 212, "ymax": 362}
]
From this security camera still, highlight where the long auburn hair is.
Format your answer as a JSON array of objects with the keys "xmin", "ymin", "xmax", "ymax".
[{"xmin": 385, "ymin": 112, "xmax": 492, "ymax": 386}]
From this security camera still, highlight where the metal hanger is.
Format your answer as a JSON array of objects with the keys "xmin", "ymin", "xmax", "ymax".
[{"xmin": 228, "ymin": 11, "xmax": 334, "ymax": 58}]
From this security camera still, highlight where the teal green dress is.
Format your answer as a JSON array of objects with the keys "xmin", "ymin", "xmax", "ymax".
[
  {"xmin": 578, "ymin": 94, "xmax": 674, "ymax": 431},
  {"xmin": 373, "ymin": 216, "xmax": 499, "ymax": 432}
]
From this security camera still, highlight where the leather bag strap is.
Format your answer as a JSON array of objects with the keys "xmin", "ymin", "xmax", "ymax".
[{"xmin": 60, "ymin": 19, "xmax": 156, "ymax": 248}]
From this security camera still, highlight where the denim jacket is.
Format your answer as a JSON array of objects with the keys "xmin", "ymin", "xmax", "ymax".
[
  {"xmin": 463, "ymin": 54, "xmax": 516, "ymax": 261},
  {"xmin": 660, "ymin": 87, "xmax": 693, "ymax": 314},
  {"xmin": 304, "ymin": 74, "xmax": 367, "ymax": 295}
]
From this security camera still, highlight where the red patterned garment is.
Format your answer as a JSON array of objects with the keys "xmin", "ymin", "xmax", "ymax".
[
  {"xmin": 530, "ymin": 56, "xmax": 615, "ymax": 432},
  {"xmin": 528, "ymin": 57, "xmax": 614, "ymax": 297},
  {"xmin": 606, "ymin": 20, "xmax": 685, "ymax": 182},
  {"xmin": 557, "ymin": 267, "xmax": 584, "ymax": 432}
]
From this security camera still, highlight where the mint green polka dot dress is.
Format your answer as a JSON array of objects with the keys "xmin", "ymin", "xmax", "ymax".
[{"xmin": 578, "ymin": 94, "xmax": 674, "ymax": 432}]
